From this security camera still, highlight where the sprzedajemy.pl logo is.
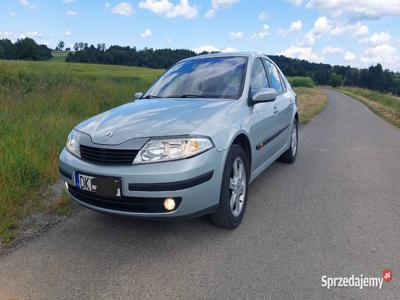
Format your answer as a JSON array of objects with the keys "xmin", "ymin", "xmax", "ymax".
[{"xmin": 321, "ymin": 269, "xmax": 392, "ymax": 290}]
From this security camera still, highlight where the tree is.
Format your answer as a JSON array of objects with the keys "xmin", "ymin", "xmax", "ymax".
[
  {"xmin": 73, "ymin": 42, "xmax": 79, "ymax": 52},
  {"xmin": 57, "ymin": 40, "xmax": 65, "ymax": 51},
  {"xmin": 0, "ymin": 39, "xmax": 16, "ymax": 59},
  {"xmin": 329, "ymin": 73, "xmax": 342, "ymax": 87},
  {"xmin": 97, "ymin": 43, "xmax": 106, "ymax": 51},
  {"xmin": 13, "ymin": 38, "xmax": 51, "ymax": 60},
  {"xmin": 314, "ymin": 70, "xmax": 332, "ymax": 85}
]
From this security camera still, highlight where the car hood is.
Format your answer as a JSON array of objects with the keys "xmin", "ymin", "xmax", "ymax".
[{"xmin": 75, "ymin": 98, "xmax": 232, "ymax": 145}]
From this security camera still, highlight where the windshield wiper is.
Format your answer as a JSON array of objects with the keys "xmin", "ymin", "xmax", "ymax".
[
  {"xmin": 142, "ymin": 95, "xmax": 159, "ymax": 99},
  {"xmin": 171, "ymin": 94, "xmax": 207, "ymax": 98}
]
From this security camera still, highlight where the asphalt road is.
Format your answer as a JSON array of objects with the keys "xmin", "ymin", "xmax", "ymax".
[{"xmin": 1, "ymin": 90, "xmax": 400, "ymax": 299}]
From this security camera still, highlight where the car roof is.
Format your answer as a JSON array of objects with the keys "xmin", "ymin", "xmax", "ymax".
[{"xmin": 181, "ymin": 52, "xmax": 268, "ymax": 62}]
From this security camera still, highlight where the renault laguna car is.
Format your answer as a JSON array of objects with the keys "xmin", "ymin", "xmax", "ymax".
[{"xmin": 59, "ymin": 52, "xmax": 298, "ymax": 228}]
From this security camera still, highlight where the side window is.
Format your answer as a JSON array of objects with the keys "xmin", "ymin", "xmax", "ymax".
[
  {"xmin": 250, "ymin": 58, "xmax": 269, "ymax": 97},
  {"xmin": 264, "ymin": 60, "xmax": 283, "ymax": 93},
  {"xmin": 278, "ymin": 70, "xmax": 287, "ymax": 92}
]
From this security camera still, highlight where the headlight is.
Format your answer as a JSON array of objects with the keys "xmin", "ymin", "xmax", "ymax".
[
  {"xmin": 66, "ymin": 129, "xmax": 81, "ymax": 157},
  {"xmin": 133, "ymin": 137, "xmax": 213, "ymax": 164}
]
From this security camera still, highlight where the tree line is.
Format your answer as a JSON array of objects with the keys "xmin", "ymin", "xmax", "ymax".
[
  {"xmin": 65, "ymin": 44, "xmax": 400, "ymax": 95},
  {"xmin": 1, "ymin": 38, "xmax": 400, "ymax": 96},
  {"xmin": 0, "ymin": 38, "xmax": 52, "ymax": 60},
  {"xmin": 65, "ymin": 44, "xmax": 196, "ymax": 69},
  {"xmin": 269, "ymin": 55, "xmax": 400, "ymax": 95}
]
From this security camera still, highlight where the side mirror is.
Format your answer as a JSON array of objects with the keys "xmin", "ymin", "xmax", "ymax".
[
  {"xmin": 134, "ymin": 92, "xmax": 143, "ymax": 100},
  {"xmin": 251, "ymin": 88, "xmax": 277, "ymax": 104}
]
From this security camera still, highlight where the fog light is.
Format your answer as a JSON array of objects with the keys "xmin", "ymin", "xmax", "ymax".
[
  {"xmin": 163, "ymin": 198, "xmax": 176, "ymax": 211},
  {"xmin": 64, "ymin": 181, "xmax": 69, "ymax": 190}
]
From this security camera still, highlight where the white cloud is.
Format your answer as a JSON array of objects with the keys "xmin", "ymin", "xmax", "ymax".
[
  {"xmin": 105, "ymin": 2, "xmax": 111, "ymax": 8},
  {"xmin": 211, "ymin": 0, "xmax": 239, "ymax": 9},
  {"xmin": 304, "ymin": 17, "xmax": 367, "ymax": 45},
  {"xmin": 286, "ymin": 0, "xmax": 303, "ymax": 6},
  {"xmin": 258, "ymin": 11, "xmax": 267, "ymax": 20},
  {"xmin": 139, "ymin": 0, "xmax": 197, "ymax": 19},
  {"xmin": 0, "ymin": 30, "xmax": 43, "ymax": 41},
  {"xmin": 25, "ymin": 31, "xmax": 42, "ymax": 38},
  {"xmin": 63, "ymin": 0, "xmax": 76, "ymax": 3},
  {"xmin": 19, "ymin": 0, "xmax": 36, "ymax": 9},
  {"xmin": 322, "ymin": 46, "xmax": 344, "ymax": 55},
  {"xmin": 280, "ymin": 45, "xmax": 320, "ymax": 61},
  {"xmin": 288, "ymin": 20, "xmax": 303, "ymax": 33},
  {"xmin": 344, "ymin": 51, "xmax": 356, "ymax": 61},
  {"xmin": 361, "ymin": 44, "xmax": 399, "ymax": 69},
  {"xmin": 19, "ymin": 0, "xmax": 29, "ymax": 6},
  {"xmin": 279, "ymin": 20, "xmax": 303, "ymax": 36},
  {"xmin": 193, "ymin": 45, "xmax": 237, "ymax": 53},
  {"xmin": 251, "ymin": 24, "xmax": 270, "ymax": 40},
  {"xmin": 141, "ymin": 28, "xmax": 152, "ymax": 38},
  {"xmin": 65, "ymin": 10, "xmax": 78, "ymax": 15},
  {"xmin": 230, "ymin": 31, "xmax": 243, "ymax": 40},
  {"xmin": 313, "ymin": 16, "xmax": 332, "ymax": 34},
  {"xmin": 166, "ymin": 0, "xmax": 197, "ymax": 18},
  {"xmin": 0, "ymin": 31, "xmax": 17, "ymax": 40},
  {"xmin": 9, "ymin": 11, "xmax": 16, "ymax": 16},
  {"xmin": 111, "ymin": 2, "xmax": 134, "ymax": 16},
  {"xmin": 359, "ymin": 32, "xmax": 391, "ymax": 45},
  {"xmin": 204, "ymin": 9, "xmax": 215, "ymax": 18},
  {"xmin": 330, "ymin": 22, "xmax": 369, "ymax": 36},
  {"xmin": 166, "ymin": 37, "xmax": 172, "ymax": 44},
  {"xmin": 304, "ymin": 16, "xmax": 332, "ymax": 45},
  {"xmin": 223, "ymin": 47, "xmax": 237, "ymax": 52},
  {"xmin": 305, "ymin": 0, "xmax": 400, "ymax": 20},
  {"xmin": 205, "ymin": 0, "xmax": 239, "ymax": 18},
  {"xmin": 64, "ymin": 30, "xmax": 72, "ymax": 36}
]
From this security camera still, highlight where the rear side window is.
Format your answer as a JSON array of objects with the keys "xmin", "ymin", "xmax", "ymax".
[
  {"xmin": 250, "ymin": 58, "xmax": 270, "ymax": 97},
  {"xmin": 264, "ymin": 60, "xmax": 283, "ymax": 93}
]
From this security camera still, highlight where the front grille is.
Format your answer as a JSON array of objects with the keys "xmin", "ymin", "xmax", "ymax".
[
  {"xmin": 68, "ymin": 184, "xmax": 181, "ymax": 213},
  {"xmin": 79, "ymin": 145, "xmax": 139, "ymax": 166}
]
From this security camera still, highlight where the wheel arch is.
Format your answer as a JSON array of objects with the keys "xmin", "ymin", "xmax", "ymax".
[{"xmin": 230, "ymin": 132, "xmax": 252, "ymax": 173}]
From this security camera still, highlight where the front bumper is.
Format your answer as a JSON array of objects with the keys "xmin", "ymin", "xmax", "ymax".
[{"xmin": 59, "ymin": 147, "xmax": 227, "ymax": 218}]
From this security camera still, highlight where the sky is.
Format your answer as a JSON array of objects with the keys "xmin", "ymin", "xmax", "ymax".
[{"xmin": 1, "ymin": 0, "xmax": 400, "ymax": 71}]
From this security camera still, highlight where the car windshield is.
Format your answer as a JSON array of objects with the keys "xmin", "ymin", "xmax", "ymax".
[{"xmin": 143, "ymin": 56, "xmax": 248, "ymax": 100}]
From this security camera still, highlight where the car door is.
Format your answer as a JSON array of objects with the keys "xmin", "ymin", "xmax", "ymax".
[
  {"xmin": 248, "ymin": 58, "xmax": 281, "ymax": 171},
  {"xmin": 263, "ymin": 59, "xmax": 293, "ymax": 152}
]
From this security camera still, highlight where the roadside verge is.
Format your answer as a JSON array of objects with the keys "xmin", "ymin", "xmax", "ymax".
[{"xmin": 334, "ymin": 87, "xmax": 400, "ymax": 128}]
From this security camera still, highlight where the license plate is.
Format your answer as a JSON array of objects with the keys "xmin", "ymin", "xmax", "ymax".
[{"xmin": 75, "ymin": 173, "xmax": 121, "ymax": 197}]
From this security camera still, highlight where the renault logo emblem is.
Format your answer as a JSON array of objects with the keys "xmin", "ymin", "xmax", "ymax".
[{"xmin": 105, "ymin": 131, "xmax": 114, "ymax": 140}]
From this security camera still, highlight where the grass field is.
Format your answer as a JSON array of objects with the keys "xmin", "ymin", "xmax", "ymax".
[
  {"xmin": 49, "ymin": 51, "xmax": 68, "ymax": 63},
  {"xmin": 336, "ymin": 87, "xmax": 400, "ymax": 128},
  {"xmin": 0, "ymin": 60, "xmax": 163, "ymax": 242},
  {"xmin": 295, "ymin": 87, "xmax": 328, "ymax": 124},
  {"xmin": 0, "ymin": 61, "xmax": 325, "ymax": 243}
]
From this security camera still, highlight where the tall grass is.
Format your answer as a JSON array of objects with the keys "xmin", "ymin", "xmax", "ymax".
[
  {"xmin": 0, "ymin": 60, "xmax": 163, "ymax": 241},
  {"xmin": 337, "ymin": 87, "xmax": 400, "ymax": 127},
  {"xmin": 288, "ymin": 76, "xmax": 315, "ymax": 88},
  {"xmin": 294, "ymin": 87, "xmax": 328, "ymax": 124}
]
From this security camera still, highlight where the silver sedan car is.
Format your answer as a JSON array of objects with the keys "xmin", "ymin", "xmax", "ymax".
[{"xmin": 59, "ymin": 52, "xmax": 298, "ymax": 228}]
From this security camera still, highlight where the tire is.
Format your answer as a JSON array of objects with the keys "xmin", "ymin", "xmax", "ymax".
[
  {"xmin": 278, "ymin": 118, "xmax": 298, "ymax": 164},
  {"xmin": 210, "ymin": 144, "xmax": 249, "ymax": 229}
]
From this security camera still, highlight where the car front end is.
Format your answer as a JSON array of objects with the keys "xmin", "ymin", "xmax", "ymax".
[{"xmin": 59, "ymin": 131, "xmax": 227, "ymax": 218}]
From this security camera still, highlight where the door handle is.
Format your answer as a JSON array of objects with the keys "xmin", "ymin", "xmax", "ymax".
[{"xmin": 273, "ymin": 106, "xmax": 279, "ymax": 114}]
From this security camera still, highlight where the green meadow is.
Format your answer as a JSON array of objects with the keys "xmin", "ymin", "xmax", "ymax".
[{"xmin": 0, "ymin": 60, "xmax": 163, "ymax": 242}]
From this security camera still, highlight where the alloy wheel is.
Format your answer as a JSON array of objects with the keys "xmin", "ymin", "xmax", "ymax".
[{"xmin": 229, "ymin": 157, "xmax": 246, "ymax": 217}]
